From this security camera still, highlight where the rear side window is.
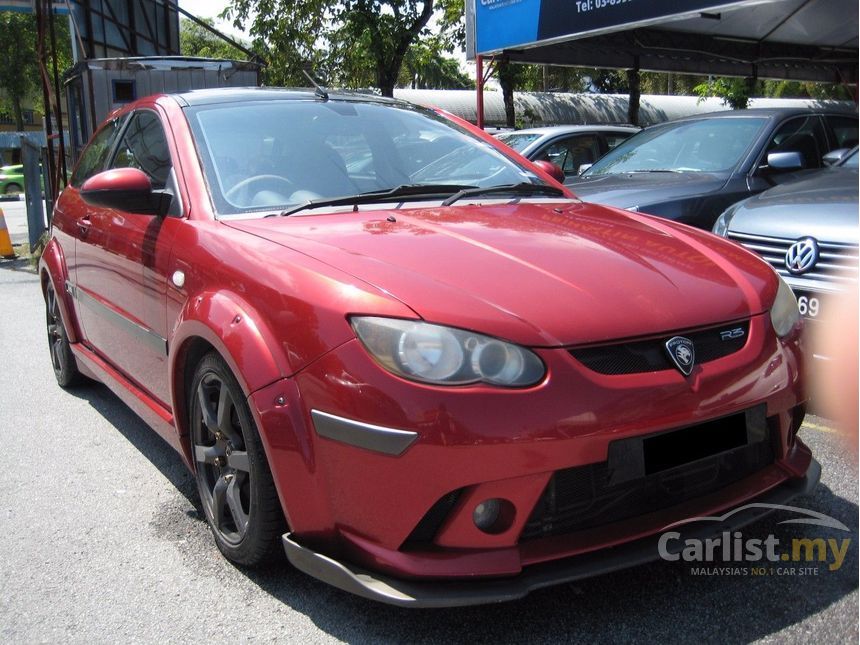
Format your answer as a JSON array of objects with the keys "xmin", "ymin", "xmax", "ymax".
[
  {"xmin": 604, "ymin": 132, "xmax": 632, "ymax": 150},
  {"xmin": 825, "ymin": 115, "xmax": 858, "ymax": 149},
  {"xmin": 110, "ymin": 111, "xmax": 172, "ymax": 189},
  {"xmin": 71, "ymin": 118, "xmax": 123, "ymax": 186}
]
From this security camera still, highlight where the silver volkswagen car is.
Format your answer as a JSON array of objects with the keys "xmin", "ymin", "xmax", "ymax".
[{"xmin": 713, "ymin": 148, "xmax": 858, "ymax": 359}]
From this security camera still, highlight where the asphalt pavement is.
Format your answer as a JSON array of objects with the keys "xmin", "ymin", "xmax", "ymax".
[
  {"xmin": 0, "ymin": 196, "xmax": 47, "ymax": 246},
  {"xmin": 0, "ymin": 257, "xmax": 856, "ymax": 644}
]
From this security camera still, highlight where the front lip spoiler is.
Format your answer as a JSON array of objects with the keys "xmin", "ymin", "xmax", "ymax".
[{"xmin": 282, "ymin": 459, "xmax": 821, "ymax": 608}]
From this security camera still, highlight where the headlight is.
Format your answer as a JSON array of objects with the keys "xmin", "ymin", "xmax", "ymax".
[
  {"xmin": 712, "ymin": 205, "xmax": 737, "ymax": 237},
  {"xmin": 770, "ymin": 276, "xmax": 801, "ymax": 337},
  {"xmin": 351, "ymin": 316, "xmax": 545, "ymax": 387}
]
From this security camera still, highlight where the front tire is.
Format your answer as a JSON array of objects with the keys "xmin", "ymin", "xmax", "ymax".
[
  {"xmin": 190, "ymin": 352, "xmax": 285, "ymax": 566},
  {"xmin": 45, "ymin": 280, "xmax": 83, "ymax": 388}
]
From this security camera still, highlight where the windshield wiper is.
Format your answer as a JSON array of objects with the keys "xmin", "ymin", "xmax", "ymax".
[
  {"xmin": 441, "ymin": 182, "xmax": 565, "ymax": 207},
  {"xmin": 279, "ymin": 184, "xmax": 476, "ymax": 216},
  {"xmin": 625, "ymin": 169, "xmax": 684, "ymax": 173}
]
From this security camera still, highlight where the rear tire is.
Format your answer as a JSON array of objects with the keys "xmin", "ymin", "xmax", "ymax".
[
  {"xmin": 45, "ymin": 280, "xmax": 83, "ymax": 388},
  {"xmin": 190, "ymin": 352, "xmax": 285, "ymax": 566},
  {"xmin": 4, "ymin": 183, "xmax": 21, "ymax": 196}
]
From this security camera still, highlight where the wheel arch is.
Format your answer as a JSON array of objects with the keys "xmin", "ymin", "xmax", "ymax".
[
  {"xmin": 39, "ymin": 238, "xmax": 80, "ymax": 344},
  {"xmin": 169, "ymin": 289, "xmax": 290, "ymax": 444}
]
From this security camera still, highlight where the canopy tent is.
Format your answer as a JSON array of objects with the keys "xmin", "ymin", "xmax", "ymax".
[{"xmin": 466, "ymin": 0, "xmax": 858, "ymax": 125}]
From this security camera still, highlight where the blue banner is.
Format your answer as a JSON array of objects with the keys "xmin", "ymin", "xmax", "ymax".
[{"xmin": 475, "ymin": 0, "xmax": 744, "ymax": 55}]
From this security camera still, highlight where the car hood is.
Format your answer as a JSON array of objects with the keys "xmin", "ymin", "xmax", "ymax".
[
  {"xmin": 727, "ymin": 168, "xmax": 859, "ymax": 242},
  {"xmin": 227, "ymin": 201, "xmax": 775, "ymax": 347},
  {"xmin": 566, "ymin": 172, "xmax": 728, "ymax": 209}
]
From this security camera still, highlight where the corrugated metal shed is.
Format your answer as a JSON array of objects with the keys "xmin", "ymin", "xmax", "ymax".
[{"xmin": 393, "ymin": 90, "xmax": 856, "ymax": 127}]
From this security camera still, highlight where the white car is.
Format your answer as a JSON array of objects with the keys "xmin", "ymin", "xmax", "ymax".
[{"xmin": 496, "ymin": 125, "xmax": 639, "ymax": 178}]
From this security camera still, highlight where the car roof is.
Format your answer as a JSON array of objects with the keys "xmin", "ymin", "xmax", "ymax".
[
  {"xmin": 669, "ymin": 107, "xmax": 853, "ymax": 122},
  {"xmin": 170, "ymin": 86, "xmax": 407, "ymax": 108},
  {"xmin": 500, "ymin": 125, "xmax": 639, "ymax": 136}
]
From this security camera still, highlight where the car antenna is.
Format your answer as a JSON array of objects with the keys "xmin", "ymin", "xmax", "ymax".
[{"xmin": 302, "ymin": 68, "xmax": 329, "ymax": 102}]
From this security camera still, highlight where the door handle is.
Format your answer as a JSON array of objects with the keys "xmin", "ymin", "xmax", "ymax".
[{"xmin": 76, "ymin": 217, "xmax": 91, "ymax": 235}]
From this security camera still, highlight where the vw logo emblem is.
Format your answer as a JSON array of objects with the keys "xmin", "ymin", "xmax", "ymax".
[
  {"xmin": 785, "ymin": 237, "xmax": 819, "ymax": 275},
  {"xmin": 665, "ymin": 336, "xmax": 696, "ymax": 376}
]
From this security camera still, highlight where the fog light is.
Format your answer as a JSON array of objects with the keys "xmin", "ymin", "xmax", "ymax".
[{"xmin": 473, "ymin": 499, "xmax": 501, "ymax": 531}]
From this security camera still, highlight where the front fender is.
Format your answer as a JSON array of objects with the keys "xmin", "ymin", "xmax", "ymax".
[
  {"xmin": 170, "ymin": 289, "xmax": 292, "ymax": 406},
  {"xmin": 39, "ymin": 237, "xmax": 80, "ymax": 343}
]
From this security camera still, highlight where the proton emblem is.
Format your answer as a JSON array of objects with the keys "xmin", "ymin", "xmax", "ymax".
[
  {"xmin": 785, "ymin": 237, "xmax": 819, "ymax": 275},
  {"xmin": 665, "ymin": 336, "xmax": 695, "ymax": 376}
]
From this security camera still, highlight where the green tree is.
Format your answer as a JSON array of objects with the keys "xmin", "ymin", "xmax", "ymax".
[
  {"xmin": 399, "ymin": 37, "xmax": 473, "ymax": 89},
  {"xmin": 225, "ymin": 1, "xmax": 462, "ymax": 97},
  {"xmin": 0, "ymin": 12, "xmax": 40, "ymax": 130},
  {"xmin": 693, "ymin": 77, "xmax": 756, "ymax": 109},
  {"xmin": 179, "ymin": 17, "xmax": 248, "ymax": 60}
]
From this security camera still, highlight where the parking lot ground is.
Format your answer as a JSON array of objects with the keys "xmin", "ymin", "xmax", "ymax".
[
  {"xmin": 0, "ymin": 197, "xmax": 47, "ymax": 246},
  {"xmin": 0, "ymin": 258, "xmax": 856, "ymax": 644}
]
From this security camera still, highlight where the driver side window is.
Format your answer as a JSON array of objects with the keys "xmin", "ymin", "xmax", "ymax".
[
  {"xmin": 110, "ymin": 111, "xmax": 172, "ymax": 189},
  {"xmin": 764, "ymin": 116, "xmax": 828, "ymax": 169},
  {"xmin": 71, "ymin": 118, "xmax": 123, "ymax": 187}
]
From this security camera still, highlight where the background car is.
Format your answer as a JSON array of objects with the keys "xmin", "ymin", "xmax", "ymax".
[
  {"xmin": 0, "ymin": 164, "xmax": 24, "ymax": 195},
  {"xmin": 40, "ymin": 88, "xmax": 813, "ymax": 607},
  {"xmin": 495, "ymin": 125, "xmax": 638, "ymax": 178},
  {"xmin": 713, "ymin": 147, "xmax": 858, "ymax": 359},
  {"xmin": 566, "ymin": 108, "xmax": 858, "ymax": 229}
]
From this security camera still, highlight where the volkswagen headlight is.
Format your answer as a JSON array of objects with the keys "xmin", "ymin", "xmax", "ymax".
[
  {"xmin": 351, "ymin": 317, "xmax": 545, "ymax": 387},
  {"xmin": 770, "ymin": 276, "xmax": 801, "ymax": 337},
  {"xmin": 712, "ymin": 203, "xmax": 740, "ymax": 237}
]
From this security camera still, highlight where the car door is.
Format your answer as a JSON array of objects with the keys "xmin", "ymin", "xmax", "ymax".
[
  {"xmin": 56, "ymin": 116, "xmax": 126, "ymax": 339},
  {"xmin": 73, "ymin": 108, "xmax": 181, "ymax": 407}
]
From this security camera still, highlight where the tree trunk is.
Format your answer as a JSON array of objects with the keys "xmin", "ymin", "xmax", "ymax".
[
  {"xmin": 12, "ymin": 94, "xmax": 24, "ymax": 131},
  {"xmin": 627, "ymin": 65, "xmax": 640, "ymax": 127},
  {"xmin": 498, "ymin": 60, "xmax": 516, "ymax": 128}
]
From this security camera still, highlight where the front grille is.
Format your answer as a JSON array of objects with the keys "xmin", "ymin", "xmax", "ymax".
[
  {"xmin": 521, "ymin": 407, "xmax": 774, "ymax": 540},
  {"xmin": 728, "ymin": 231, "xmax": 859, "ymax": 286},
  {"xmin": 570, "ymin": 320, "xmax": 749, "ymax": 375}
]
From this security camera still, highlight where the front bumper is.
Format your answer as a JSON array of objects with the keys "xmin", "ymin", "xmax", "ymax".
[
  {"xmin": 282, "ymin": 459, "xmax": 820, "ymax": 607},
  {"xmin": 247, "ymin": 311, "xmax": 809, "ymax": 600}
]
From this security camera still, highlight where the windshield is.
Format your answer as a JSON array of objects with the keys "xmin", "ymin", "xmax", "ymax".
[
  {"xmin": 188, "ymin": 100, "xmax": 541, "ymax": 215},
  {"xmin": 584, "ymin": 117, "xmax": 767, "ymax": 176},
  {"xmin": 496, "ymin": 132, "xmax": 542, "ymax": 153}
]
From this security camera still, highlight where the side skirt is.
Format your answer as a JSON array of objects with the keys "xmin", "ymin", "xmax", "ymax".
[{"xmin": 70, "ymin": 341, "xmax": 191, "ymax": 470}]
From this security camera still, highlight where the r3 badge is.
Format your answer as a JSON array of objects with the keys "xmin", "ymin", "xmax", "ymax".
[{"xmin": 666, "ymin": 336, "xmax": 695, "ymax": 376}]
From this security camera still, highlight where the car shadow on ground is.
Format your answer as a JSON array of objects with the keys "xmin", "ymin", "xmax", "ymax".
[
  {"xmin": 74, "ymin": 380, "xmax": 857, "ymax": 644},
  {"xmin": 0, "ymin": 257, "xmax": 35, "ymax": 274}
]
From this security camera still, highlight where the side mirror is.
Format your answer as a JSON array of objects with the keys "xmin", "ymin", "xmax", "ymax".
[
  {"xmin": 81, "ymin": 167, "xmax": 170, "ymax": 216},
  {"xmin": 578, "ymin": 163, "xmax": 593, "ymax": 175},
  {"xmin": 533, "ymin": 159, "xmax": 566, "ymax": 184},
  {"xmin": 822, "ymin": 148, "xmax": 849, "ymax": 166},
  {"xmin": 765, "ymin": 151, "xmax": 804, "ymax": 172}
]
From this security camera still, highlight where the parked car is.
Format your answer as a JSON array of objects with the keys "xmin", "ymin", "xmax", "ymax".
[
  {"xmin": 0, "ymin": 164, "xmax": 24, "ymax": 195},
  {"xmin": 41, "ymin": 88, "xmax": 815, "ymax": 607},
  {"xmin": 567, "ymin": 108, "xmax": 858, "ymax": 229},
  {"xmin": 495, "ymin": 125, "xmax": 637, "ymax": 178},
  {"xmin": 713, "ymin": 147, "xmax": 858, "ymax": 359}
]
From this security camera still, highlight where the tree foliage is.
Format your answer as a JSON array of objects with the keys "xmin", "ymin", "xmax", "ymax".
[
  {"xmin": 179, "ymin": 17, "xmax": 248, "ymax": 60},
  {"xmin": 0, "ymin": 11, "xmax": 72, "ymax": 132},
  {"xmin": 224, "ymin": 1, "xmax": 464, "ymax": 96},
  {"xmin": 0, "ymin": 12, "xmax": 40, "ymax": 130}
]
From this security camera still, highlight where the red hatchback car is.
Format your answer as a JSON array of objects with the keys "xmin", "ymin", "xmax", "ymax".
[{"xmin": 41, "ymin": 88, "xmax": 817, "ymax": 606}]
